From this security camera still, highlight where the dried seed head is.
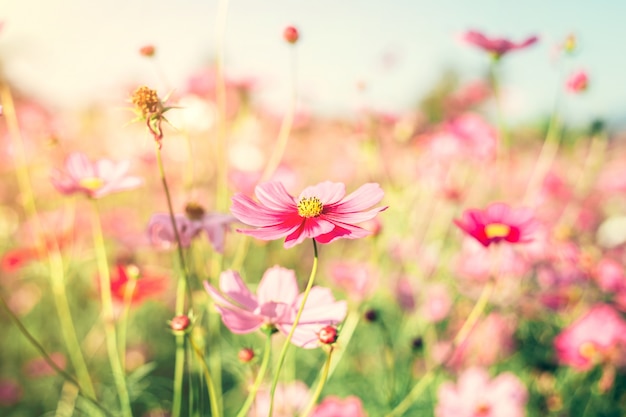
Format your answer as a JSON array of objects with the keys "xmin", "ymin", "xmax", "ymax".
[{"xmin": 131, "ymin": 86, "xmax": 161, "ymax": 118}]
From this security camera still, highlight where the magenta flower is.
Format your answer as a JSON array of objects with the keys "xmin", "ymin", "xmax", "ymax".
[
  {"xmin": 231, "ymin": 181, "xmax": 386, "ymax": 249},
  {"xmin": 554, "ymin": 304, "xmax": 626, "ymax": 371},
  {"xmin": 454, "ymin": 202, "xmax": 536, "ymax": 247},
  {"xmin": 311, "ymin": 395, "xmax": 368, "ymax": 417},
  {"xmin": 204, "ymin": 266, "xmax": 347, "ymax": 348},
  {"xmin": 51, "ymin": 152, "xmax": 142, "ymax": 199},
  {"xmin": 464, "ymin": 30, "xmax": 538, "ymax": 59},
  {"xmin": 436, "ymin": 367, "xmax": 527, "ymax": 417},
  {"xmin": 147, "ymin": 205, "xmax": 235, "ymax": 253}
]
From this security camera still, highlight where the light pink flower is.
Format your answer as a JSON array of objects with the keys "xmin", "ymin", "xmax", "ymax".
[
  {"xmin": 566, "ymin": 70, "xmax": 589, "ymax": 93},
  {"xmin": 554, "ymin": 304, "xmax": 626, "ymax": 370},
  {"xmin": 463, "ymin": 30, "xmax": 538, "ymax": 59},
  {"xmin": 422, "ymin": 284, "xmax": 453, "ymax": 323},
  {"xmin": 328, "ymin": 261, "xmax": 376, "ymax": 301},
  {"xmin": 311, "ymin": 395, "xmax": 368, "ymax": 417},
  {"xmin": 436, "ymin": 367, "xmax": 528, "ymax": 417},
  {"xmin": 454, "ymin": 202, "xmax": 536, "ymax": 247},
  {"xmin": 594, "ymin": 258, "xmax": 626, "ymax": 293},
  {"xmin": 231, "ymin": 181, "xmax": 386, "ymax": 248},
  {"xmin": 51, "ymin": 152, "xmax": 142, "ymax": 199},
  {"xmin": 250, "ymin": 381, "xmax": 309, "ymax": 417},
  {"xmin": 147, "ymin": 210, "xmax": 235, "ymax": 253},
  {"xmin": 204, "ymin": 266, "xmax": 347, "ymax": 348}
]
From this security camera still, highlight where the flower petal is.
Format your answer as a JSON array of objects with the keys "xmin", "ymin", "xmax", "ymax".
[
  {"xmin": 257, "ymin": 266, "xmax": 299, "ymax": 305},
  {"xmin": 254, "ymin": 182, "xmax": 297, "ymax": 211}
]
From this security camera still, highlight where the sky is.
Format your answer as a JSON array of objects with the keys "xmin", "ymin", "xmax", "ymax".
[{"xmin": 2, "ymin": 0, "xmax": 626, "ymax": 128}]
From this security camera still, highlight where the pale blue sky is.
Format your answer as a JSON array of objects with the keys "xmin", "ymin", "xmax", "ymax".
[{"xmin": 2, "ymin": 0, "xmax": 625, "ymax": 127}]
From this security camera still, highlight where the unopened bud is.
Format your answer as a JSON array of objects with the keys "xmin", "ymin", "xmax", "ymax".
[
  {"xmin": 139, "ymin": 45, "xmax": 156, "ymax": 57},
  {"xmin": 318, "ymin": 325, "xmax": 338, "ymax": 345},
  {"xmin": 238, "ymin": 347, "xmax": 255, "ymax": 363},
  {"xmin": 170, "ymin": 315, "xmax": 191, "ymax": 332},
  {"xmin": 283, "ymin": 26, "xmax": 299, "ymax": 44},
  {"xmin": 364, "ymin": 308, "xmax": 378, "ymax": 322}
]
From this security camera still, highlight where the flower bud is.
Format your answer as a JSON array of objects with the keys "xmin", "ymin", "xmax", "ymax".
[
  {"xmin": 238, "ymin": 347, "xmax": 255, "ymax": 363},
  {"xmin": 139, "ymin": 45, "xmax": 156, "ymax": 57},
  {"xmin": 318, "ymin": 325, "xmax": 338, "ymax": 345},
  {"xmin": 170, "ymin": 315, "xmax": 191, "ymax": 332},
  {"xmin": 363, "ymin": 308, "xmax": 378, "ymax": 322},
  {"xmin": 283, "ymin": 26, "xmax": 299, "ymax": 44}
]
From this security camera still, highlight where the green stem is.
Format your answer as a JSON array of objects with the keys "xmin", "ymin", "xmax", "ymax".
[
  {"xmin": 299, "ymin": 346, "xmax": 334, "ymax": 417},
  {"xmin": 0, "ymin": 83, "xmax": 97, "ymax": 401},
  {"xmin": 385, "ymin": 280, "xmax": 494, "ymax": 417},
  {"xmin": 0, "ymin": 291, "xmax": 114, "ymax": 417},
  {"xmin": 489, "ymin": 59, "xmax": 509, "ymax": 179},
  {"xmin": 91, "ymin": 201, "xmax": 132, "ymax": 417},
  {"xmin": 260, "ymin": 42, "xmax": 298, "ymax": 182},
  {"xmin": 188, "ymin": 334, "xmax": 221, "ymax": 417},
  {"xmin": 268, "ymin": 239, "xmax": 319, "ymax": 417},
  {"xmin": 118, "ymin": 274, "xmax": 138, "ymax": 371},
  {"xmin": 236, "ymin": 333, "xmax": 273, "ymax": 417}
]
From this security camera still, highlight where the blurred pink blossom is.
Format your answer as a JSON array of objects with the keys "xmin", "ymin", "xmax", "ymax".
[
  {"xmin": 422, "ymin": 284, "xmax": 453, "ymax": 323},
  {"xmin": 436, "ymin": 367, "xmax": 528, "ymax": 417},
  {"xmin": 426, "ymin": 113, "xmax": 497, "ymax": 163},
  {"xmin": 328, "ymin": 261, "xmax": 376, "ymax": 301},
  {"xmin": 311, "ymin": 395, "xmax": 368, "ymax": 417},
  {"xmin": 554, "ymin": 304, "xmax": 626, "ymax": 371},
  {"xmin": 231, "ymin": 181, "xmax": 386, "ymax": 248},
  {"xmin": 463, "ymin": 30, "xmax": 538, "ymax": 59},
  {"xmin": 566, "ymin": 70, "xmax": 589, "ymax": 93},
  {"xmin": 205, "ymin": 267, "xmax": 347, "ymax": 348},
  {"xmin": 594, "ymin": 258, "xmax": 626, "ymax": 293},
  {"xmin": 51, "ymin": 152, "xmax": 142, "ymax": 199},
  {"xmin": 147, "ymin": 209, "xmax": 235, "ymax": 253},
  {"xmin": 250, "ymin": 381, "xmax": 309, "ymax": 417},
  {"xmin": 454, "ymin": 202, "xmax": 536, "ymax": 247},
  {"xmin": 24, "ymin": 352, "xmax": 66, "ymax": 378},
  {"xmin": 0, "ymin": 379, "xmax": 22, "ymax": 406}
]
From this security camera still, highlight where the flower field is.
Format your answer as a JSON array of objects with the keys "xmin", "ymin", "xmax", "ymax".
[{"xmin": 1, "ymin": 10, "xmax": 626, "ymax": 417}]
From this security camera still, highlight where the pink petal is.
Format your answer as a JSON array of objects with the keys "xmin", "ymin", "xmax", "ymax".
[
  {"xmin": 214, "ymin": 305, "xmax": 263, "ymax": 334},
  {"xmin": 231, "ymin": 194, "xmax": 289, "ymax": 226},
  {"xmin": 254, "ymin": 182, "xmax": 297, "ymax": 211},
  {"xmin": 327, "ymin": 183, "xmax": 384, "ymax": 213},
  {"xmin": 323, "ymin": 205, "xmax": 387, "ymax": 224},
  {"xmin": 65, "ymin": 152, "xmax": 95, "ymax": 180},
  {"xmin": 217, "ymin": 270, "xmax": 258, "ymax": 310},
  {"xmin": 314, "ymin": 222, "xmax": 371, "ymax": 244},
  {"xmin": 299, "ymin": 181, "xmax": 346, "ymax": 205},
  {"xmin": 257, "ymin": 266, "xmax": 299, "ymax": 305}
]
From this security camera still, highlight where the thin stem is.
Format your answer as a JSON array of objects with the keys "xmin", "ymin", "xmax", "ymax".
[
  {"xmin": 299, "ymin": 346, "xmax": 334, "ymax": 417},
  {"xmin": 268, "ymin": 239, "xmax": 319, "ymax": 417},
  {"xmin": 91, "ymin": 201, "xmax": 133, "ymax": 417},
  {"xmin": 260, "ymin": 43, "xmax": 298, "ymax": 182},
  {"xmin": 214, "ymin": 0, "xmax": 231, "ymax": 212},
  {"xmin": 188, "ymin": 334, "xmax": 222, "ymax": 417},
  {"xmin": 385, "ymin": 280, "xmax": 494, "ymax": 417},
  {"xmin": 489, "ymin": 60, "xmax": 510, "ymax": 180},
  {"xmin": 118, "ymin": 274, "xmax": 138, "ymax": 371},
  {"xmin": 0, "ymin": 291, "xmax": 114, "ymax": 417},
  {"xmin": 0, "ymin": 82, "xmax": 96, "ymax": 400},
  {"xmin": 236, "ymin": 333, "xmax": 273, "ymax": 417}
]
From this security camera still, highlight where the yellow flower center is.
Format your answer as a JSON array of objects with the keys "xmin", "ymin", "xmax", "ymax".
[
  {"xmin": 79, "ymin": 177, "xmax": 105, "ymax": 191},
  {"xmin": 484, "ymin": 223, "xmax": 510, "ymax": 239},
  {"xmin": 297, "ymin": 197, "xmax": 323, "ymax": 218},
  {"xmin": 131, "ymin": 85, "xmax": 161, "ymax": 117},
  {"xmin": 579, "ymin": 341, "xmax": 597, "ymax": 360}
]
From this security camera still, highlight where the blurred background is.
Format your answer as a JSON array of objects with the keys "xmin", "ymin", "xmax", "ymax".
[{"xmin": 2, "ymin": 0, "xmax": 626, "ymax": 126}]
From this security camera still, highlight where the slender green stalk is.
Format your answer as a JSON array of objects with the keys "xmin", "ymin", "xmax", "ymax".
[
  {"xmin": 299, "ymin": 346, "xmax": 334, "ymax": 417},
  {"xmin": 386, "ymin": 280, "xmax": 494, "ymax": 417},
  {"xmin": 236, "ymin": 333, "xmax": 273, "ymax": 417},
  {"xmin": 214, "ymin": 0, "xmax": 231, "ymax": 212},
  {"xmin": 91, "ymin": 201, "xmax": 132, "ymax": 417},
  {"xmin": 489, "ymin": 59, "xmax": 510, "ymax": 180},
  {"xmin": 0, "ymin": 83, "xmax": 96, "ymax": 400},
  {"xmin": 188, "ymin": 334, "xmax": 221, "ymax": 417},
  {"xmin": 268, "ymin": 239, "xmax": 319, "ymax": 417},
  {"xmin": 260, "ymin": 40, "xmax": 298, "ymax": 182},
  {"xmin": 0, "ymin": 292, "xmax": 114, "ymax": 417},
  {"xmin": 118, "ymin": 272, "xmax": 138, "ymax": 371}
]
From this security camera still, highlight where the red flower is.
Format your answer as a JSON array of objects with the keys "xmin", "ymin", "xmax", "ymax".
[
  {"xmin": 454, "ymin": 202, "xmax": 536, "ymax": 247},
  {"xmin": 108, "ymin": 263, "xmax": 169, "ymax": 305},
  {"xmin": 464, "ymin": 30, "xmax": 538, "ymax": 59}
]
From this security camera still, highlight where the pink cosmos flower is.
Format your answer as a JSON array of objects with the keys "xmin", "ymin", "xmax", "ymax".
[
  {"xmin": 231, "ymin": 181, "xmax": 386, "ymax": 248},
  {"xmin": 464, "ymin": 30, "xmax": 538, "ymax": 59},
  {"xmin": 554, "ymin": 304, "xmax": 626, "ymax": 371},
  {"xmin": 147, "ymin": 205, "xmax": 235, "ymax": 253},
  {"xmin": 435, "ymin": 367, "xmax": 528, "ymax": 417},
  {"xmin": 51, "ymin": 152, "xmax": 142, "ymax": 199},
  {"xmin": 328, "ymin": 261, "xmax": 376, "ymax": 301},
  {"xmin": 250, "ymin": 381, "xmax": 309, "ymax": 417},
  {"xmin": 454, "ymin": 202, "xmax": 536, "ymax": 247},
  {"xmin": 204, "ymin": 266, "xmax": 347, "ymax": 348},
  {"xmin": 566, "ymin": 70, "xmax": 589, "ymax": 93},
  {"xmin": 311, "ymin": 395, "xmax": 368, "ymax": 417}
]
